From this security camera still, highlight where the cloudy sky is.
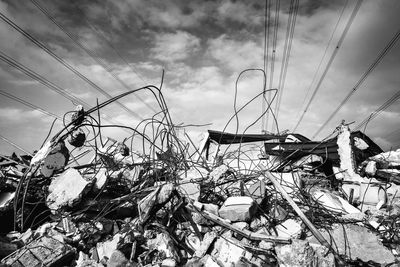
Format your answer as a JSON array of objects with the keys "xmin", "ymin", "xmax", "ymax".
[{"xmin": 0, "ymin": 0, "xmax": 399, "ymax": 155}]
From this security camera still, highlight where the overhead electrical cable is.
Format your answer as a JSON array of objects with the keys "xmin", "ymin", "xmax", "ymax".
[
  {"xmin": 0, "ymin": 51, "xmax": 90, "ymax": 108},
  {"xmin": 297, "ymin": 0, "xmax": 349, "ymax": 115},
  {"xmin": 84, "ymin": 19, "xmax": 148, "ymax": 86},
  {"xmin": 0, "ymin": 51, "xmax": 132, "ymax": 134},
  {"xmin": 0, "ymin": 10, "xmax": 144, "ymax": 120},
  {"xmin": 29, "ymin": 0, "xmax": 156, "ymax": 113},
  {"xmin": 292, "ymin": 0, "xmax": 363, "ymax": 132},
  {"xmin": 0, "ymin": 133, "xmax": 32, "ymax": 155},
  {"xmin": 312, "ymin": 27, "xmax": 400, "ymax": 138},
  {"xmin": 274, "ymin": 0, "xmax": 299, "ymax": 126},
  {"xmin": 353, "ymin": 89, "xmax": 400, "ymax": 131},
  {"xmin": 0, "ymin": 90, "xmax": 62, "ymax": 120},
  {"xmin": 261, "ymin": 0, "xmax": 270, "ymax": 132},
  {"xmin": 265, "ymin": 0, "xmax": 280, "ymax": 131}
]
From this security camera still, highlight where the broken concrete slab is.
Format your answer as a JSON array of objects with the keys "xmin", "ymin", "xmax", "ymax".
[
  {"xmin": 193, "ymin": 231, "xmax": 217, "ymax": 258},
  {"xmin": 1, "ymin": 235, "xmax": 76, "ymax": 266},
  {"xmin": 308, "ymin": 224, "xmax": 396, "ymax": 265},
  {"xmin": 311, "ymin": 188, "xmax": 360, "ymax": 214},
  {"xmin": 46, "ymin": 168, "xmax": 93, "ymax": 211},
  {"xmin": 210, "ymin": 237, "xmax": 248, "ymax": 267},
  {"xmin": 146, "ymin": 232, "xmax": 180, "ymax": 263},
  {"xmin": 31, "ymin": 141, "xmax": 69, "ymax": 177},
  {"xmin": 108, "ymin": 250, "xmax": 129, "ymax": 267},
  {"xmin": 219, "ymin": 196, "xmax": 256, "ymax": 222},
  {"xmin": 275, "ymin": 239, "xmax": 335, "ymax": 267}
]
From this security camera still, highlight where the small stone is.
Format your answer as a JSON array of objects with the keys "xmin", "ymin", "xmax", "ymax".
[{"xmin": 365, "ymin": 161, "xmax": 377, "ymax": 176}]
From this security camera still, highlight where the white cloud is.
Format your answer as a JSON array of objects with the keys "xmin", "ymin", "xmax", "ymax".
[
  {"xmin": 207, "ymin": 35, "xmax": 263, "ymax": 71},
  {"xmin": 151, "ymin": 31, "xmax": 200, "ymax": 62},
  {"xmin": 217, "ymin": 1, "xmax": 262, "ymax": 25}
]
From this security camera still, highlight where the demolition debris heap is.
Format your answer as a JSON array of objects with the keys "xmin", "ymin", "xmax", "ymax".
[{"xmin": 1, "ymin": 92, "xmax": 400, "ymax": 266}]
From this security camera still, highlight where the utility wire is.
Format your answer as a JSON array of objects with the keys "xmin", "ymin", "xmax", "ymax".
[
  {"xmin": 0, "ymin": 90, "xmax": 62, "ymax": 120},
  {"xmin": 0, "ymin": 10, "xmax": 144, "ymax": 120},
  {"xmin": 0, "ymin": 51, "xmax": 132, "ymax": 134},
  {"xmin": 265, "ymin": 0, "xmax": 280, "ymax": 131},
  {"xmin": 313, "ymin": 27, "xmax": 400, "ymax": 138},
  {"xmin": 29, "ymin": 0, "xmax": 156, "ymax": 113},
  {"xmin": 274, "ymin": 0, "xmax": 299, "ymax": 126},
  {"xmin": 293, "ymin": 0, "xmax": 363, "ymax": 132},
  {"xmin": 354, "ymin": 89, "xmax": 400, "ymax": 131},
  {"xmin": 0, "ymin": 133, "xmax": 32, "ymax": 155},
  {"xmin": 297, "ymin": 0, "xmax": 348, "ymax": 116},
  {"xmin": 261, "ymin": 0, "xmax": 270, "ymax": 133},
  {"xmin": 0, "ymin": 51, "xmax": 90, "ymax": 109},
  {"xmin": 85, "ymin": 19, "xmax": 148, "ymax": 86}
]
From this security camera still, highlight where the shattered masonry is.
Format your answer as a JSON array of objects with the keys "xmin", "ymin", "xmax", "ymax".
[{"xmin": 1, "ymin": 87, "xmax": 400, "ymax": 266}]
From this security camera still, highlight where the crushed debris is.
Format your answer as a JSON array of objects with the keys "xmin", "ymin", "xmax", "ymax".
[{"xmin": 1, "ymin": 89, "xmax": 399, "ymax": 266}]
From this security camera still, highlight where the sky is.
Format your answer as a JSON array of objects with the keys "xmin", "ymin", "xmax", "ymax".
[{"xmin": 0, "ymin": 0, "xmax": 399, "ymax": 156}]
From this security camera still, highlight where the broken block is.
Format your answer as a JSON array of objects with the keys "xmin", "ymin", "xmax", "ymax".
[
  {"xmin": 1, "ymin": 235, "xmax": 76, "ymax": 266},
  {"xmin": 275, "ymin": 239, "xmax": 334, "ymax": 267},
  {"xmin": 146, "ymin": 232, "xmax": 180, "ymax": 262},
  {"xmin": 210, "ymin": 237, "xmax": 248, "ymax": 267},
  {"xmin": 308, "ymin": 224, "xmax": 396, "ymax": 265},
  {"xmin": 219, "ymin": 196, "xmax": 256, "ymax": 222},
  {"xmin": 31, "ymin": 141, "xmax": 70, "ymax": 178},
  {"xmin": 46, "ymin": 168, "xmax": 92, "ymax": 211}
]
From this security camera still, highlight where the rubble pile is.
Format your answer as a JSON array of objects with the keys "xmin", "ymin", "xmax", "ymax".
[{"xmin": 1, "ymin": 91, "xmax": 400, "ymax": 266}]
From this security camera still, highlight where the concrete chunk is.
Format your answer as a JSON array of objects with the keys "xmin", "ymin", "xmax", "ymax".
[
  {"xmin": 210, "ymin": 237, "xmax": 248, "ymax": 267},
  {"xmin": 1, "ymin": 235, "xmax": 76, "ymax": 266},
  {"xmin": 308, "ymin": 224, "xmax": 396, "ymax": 265},
  {"xmin": 46, "ymin": 168, "xmax": 92, "ymax": 211},
  {"xmin": 275, "ymin": 239, "xmax": 334, "ymax": 267},
  {"xmin": 219, "ymin": 196, "xmax": 256, "ymax": 222}
]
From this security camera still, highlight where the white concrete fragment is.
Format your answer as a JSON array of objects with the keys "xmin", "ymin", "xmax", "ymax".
[
  {"xmin": 371, "ymin": 148, "xmax": 400, "ymax": 167},
  {"xmin": 219, "ymin": 196, "xmax": 256, "ymax": 222},
  {"xmin": 96, "ymin": 234, "xmax": 122, "ymax": 261},
  {"xmin": 337, "ymin": 125, "xmax": 364, "ymax": 183},
  {"xmin": 46, "ymin": 168, "xmax": 92, "ymax": 211},
  {"xmin": 311, "ymin": 189, "xmax": 360, "ymax": 214},
  {"xmin": 210, "ymin": 237, "xmax": 247, "ymax": 267},
  {"xmin": 276, "ymin": 219, "xmax": 302, "ymax": 238},
  {"xmin": 365, "ymin": 161, "xmax": 377, "ymax": 176},
  {"xmin": 354, "ymin": 137, "xmax": 369, "ymax": 150},
  {"xmin": 93, "ymin": 168, "xmax": 108, "ymax": 192}
]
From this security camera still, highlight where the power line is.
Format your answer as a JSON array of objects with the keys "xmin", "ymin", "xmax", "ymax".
[
  {"xmin": 0, "ymin": 90, "xmax": 62, "ymax": 120},
  {"xmin": 265, "ymin": 0, "xmax": 280, "ymax": 131},
  {"xmin": 0, "ymin": 51, "xmax": 132, "ymax": 134},
  {"xmin": 84, "ymin": 19, "xmax": 148, "ymax": 86},
  {"xmin": 29, "ymin": 0, "xmax": 156, "ymax": 113},
  {"xmin": 312, "ymin": 27, "xmax": 400, "ymax": 138},
  {"xmin": 354, "ymin": 89, "xmax": 400, "ymax": 131},
  {"xmin": 292, "ymin": 0, "xmax": 363, "ymax": 132},
  {"xmin": 0, "ymin": 10, "xmax": 144, "ymax": 120},
  {"xmin": 296, "ymin": 0, "xmax": 348, "ymax": 121},
  {"xmin": 274, "ymin": 0, "xmax": 299, "ymax": 126},
  {"xmin": 0, "ymin": 50, "xmax": 90, "ymax": 108},
  {"xmin": 0, "ymin": 133, "xmax": 32, "ymax": 155},
  {"xmin": 261, "ymin": 0, "xmax": 270, "ymax": 132}
]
